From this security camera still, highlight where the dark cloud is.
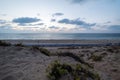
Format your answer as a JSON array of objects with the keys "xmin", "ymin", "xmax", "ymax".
[
  {"xmin": 71, "ymin": 0, "xmax": 87, "ymax": 3},
  {"xmin": 18, "ymin": 23, "xmax": 44, "ymax": 26},
  {"xmin": 49, "ymin": 26, "xmax": 59, "ymax": 29},
  {"xmin": 69, "ymin": 0, "xmax": 116, "ymax": 4},
  {"xmin": 0, "ymin": 24, "xmax": 14, "ymax": 33},
  {"xmin": 23, "ymin": 27, "xmax": 40, "ymax": 28},
  {"xmin": 12, "ymin": 17, "xmax": 41, "ymax": 24},
  {"xmin": 0, "ymin": 20, "xmax": 6, "ymax": 24},
  {"xmin": 98, "ymin": 24, "xmax": 120, "ymax": 33},
  {"xmin": 0, "ymin": 25, "xmax": 12, "ymax": 29},
  {"xmin": 17, "ymin": 23, "xmax": 26, "ymax": 26},
  {"xmin": 0, "ymin": 14, "xmax": 7, "ymax": 16},
  {"xmin": 51, "ymin": 19, "xmax": 56, "ymax": 22},
  {"xmin": 36, "ymin": 23, "xmax": 44, "ymax": 25},
  {"xmin": 58, "ymin": 18, "xmax": 96, "ymax": 27},
  {"xmin": 58, "ymin": 19, "xmax": 69, "ymax": 23},
  {"xmin": 109, "ymin": 25, "xmax": 120, "ymax": 32},
  {"xmin": 68, "ymin": 0, "xmax": 89, "ymax": 4},
  {"xmin": 106, "ymin": 21, "xmax": 111, "ymax": 24},
  {"xmin": 52, "ymin": 13, "xmax": 64, "ymax": 17},
  {"xmin": 0, "ymin": 25, "xmax": 13, "ymax": 33},
  {"xmin": 37, "ymin": 13, "xmax": 40, "ymax": 16},
  {"xmin": 91, "ymin": 24, "xmax": 120, "ymax": 33}
]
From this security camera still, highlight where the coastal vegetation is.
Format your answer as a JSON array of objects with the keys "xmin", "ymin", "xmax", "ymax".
[
  {"xmin": 56, "ymin": 52, "xmax": 92, "ymax": 68},
  {"xmin": 39, "ymin": 48, "xmax": 51, "ymax": 56},
  {"xmin": 90, "ymin": 54, "xmax": 103, "ymax": 61},
  {"xmin": 46, "ymin": 60, "xmax": 100, "ymax": 80},
  {"xmin": 0, "ymin": 40, "xmax": 120, "ymax": 80},
  {"xmin": 14, "ymin": 43, "xmax": 24, "ymax": 47},
  {"xmin": 0, "ymin": 40, "xmax": 11, "ymax": 46},
  {"xmin": 32, "ymin": 46, "xmax": 51, "ymax": 56}
]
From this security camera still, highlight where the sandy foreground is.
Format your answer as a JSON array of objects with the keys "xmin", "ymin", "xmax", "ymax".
[{"xmin": 0, "ymin": 40, "xmax": 120, "ymax": 80}]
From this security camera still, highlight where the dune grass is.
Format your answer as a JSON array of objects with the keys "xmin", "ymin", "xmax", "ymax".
[
  {"xmin": 46, "ymin": 60, "xmax": 100, "ymax": 80},
  {"xmin": 90, "ymin": 54, "xmax": 103, "ymax": 61},
  {"xmin": 31, "ymin": 46, "xmax": 51, "ymax": 56},
  {"xmin": 0, "ymin": 40, "xmax": 25, "ymax": 47},
  {"xmin": 0, "ymin": 40, "xmax": 11, "ymax": 46},
  {"xmin": 57, "ymin": 52, "xmax": 93, "ymax": 68},
  {"xmin": 14, "ymin": 43, "xmax": 25, "ymax": 47},
  {"xmin": 39, "ymin": 48, "xmax": 51, "ymax": 56}
]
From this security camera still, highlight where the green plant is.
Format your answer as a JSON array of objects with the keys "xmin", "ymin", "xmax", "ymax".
[
  {"xmin": 75, "ymin": 64, "xmax": 100, "ymax": 80},
  {"xmin": 90, "ymin": 55, "xmax": 103, "ymax": 61},
  {"xmin": 46, "ymin": 61, "xmax": 100, "ymax": 80},
  {"xmin": 14, "ymin": 43, "xmax": 24, "ymax": 47},
  {"xmin": 107, "ymin": 48, "xmax": 114, "ymax": 53},
  {"xmin": 0, "ymin": 40, "xmax": 11, "ymax": 46},
  {"xmin": 39, "ymin": 48, "xmax": 51, "ymax": 56},
  {"xmin": 32, "ymin": 46, "xmax": 40, "ymax": 50},
  {"xmin": 57, "ymin": 52, "xmax": 84, "ymax": 63},
  {"xmin": 47, "ymin": 61, "xmax": 71, "ymax": 80},
  {"xmin": 57, "ymin": 52, "xmax": 92, "ymax": 68}
]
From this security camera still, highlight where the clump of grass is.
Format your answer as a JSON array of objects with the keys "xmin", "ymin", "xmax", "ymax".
[
  {"xmin": 0, "ymin": 40, "xmax": 11, "ymax": 46},
  {"xmin": 47, "ymin": 61, "xmax": 72, "ymax": 80},
  {"xmin": 14, "ymin": 43, "xmax": 24, "ymax": 47},
  {"xmin": 74, "ymin": 64, "xmax": 100, "ymax": 80},
  {"xmin": 57, "ymin": 52, "xmax": 92, "ymax": 68},
  {"xmin": 31, "ymin": 46, "xmax": 51, "ymax": 56},
  {"xmin": 32, "ymin": 46, "xmax": 40, "ymax": 50},
  {"xmin": 79, "ymin": 54, "xmax": 84, "ymax": 57},
  {"xmin": 101, "ymin": 52, "xmax": 107, "ymax": 56},
  {"xmin": 90, "ymin": 55, "xmax": 103, "ymax": 61},
  {"xmin": 46, "ymin": 61, "xmax": 100, "ymax": 80},
  {"xmin": 39, "ymin": 48, "xmax": 51, "ymax": 56},
  {"xmin": 107, "ymin": 48, "xmax": 114, "ymax": 53},
  {"xmin": 57, "ymin": 52, "xmax": 83, "ymax": 62}
]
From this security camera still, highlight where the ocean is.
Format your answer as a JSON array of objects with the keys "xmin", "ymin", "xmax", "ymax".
[{"xmin": 0, "ymin": 33, "xmax": 120, "ymax": 40}]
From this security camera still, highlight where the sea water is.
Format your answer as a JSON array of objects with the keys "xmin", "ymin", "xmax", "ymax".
[{"xmin": 0, "ymin": 33, "xmax": 120, "ymax": 40}]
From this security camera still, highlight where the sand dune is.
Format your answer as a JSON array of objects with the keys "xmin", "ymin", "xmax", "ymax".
[{"xmin": 0, "ymin": 40, "xmax": 120, "ymax": 80}]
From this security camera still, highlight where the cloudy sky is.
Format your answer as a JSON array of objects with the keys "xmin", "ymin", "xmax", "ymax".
[{"xmin": 0, "ymin": 0, "xmax": 120, "ymax": 33}]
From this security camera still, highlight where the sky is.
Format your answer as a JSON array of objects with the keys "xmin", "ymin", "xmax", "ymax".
[{"xmin": 0, "ymin": 0, "xmax": 120, "ymax": 33}]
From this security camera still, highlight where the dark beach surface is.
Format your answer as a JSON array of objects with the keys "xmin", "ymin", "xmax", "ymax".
[{"xmin": 3, "ymin": 39, "xmax": 120, "ymax": 46}]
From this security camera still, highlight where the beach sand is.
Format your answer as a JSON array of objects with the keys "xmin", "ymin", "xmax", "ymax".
[{"xmin": 0, "ymin": 40, "xmax": 120, "ymax": 80}]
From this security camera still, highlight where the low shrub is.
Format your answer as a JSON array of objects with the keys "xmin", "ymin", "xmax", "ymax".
[
  {"xmin": 39, "ymin": 48, "xmax": 51, "ymax": 56},
  {"xmin": 57, "ymin": 52, "xmax": 92, "ymax": 68},
  {"xmin": 0, "ymin": 40, "xmax": 11, "ymax": 46},
  {"xmin": 107, "ymin": 48, "xmax": 114, "ymax": 53},
  {"xmin": 14, "ymin": 43, "xmax": 24, "ymax": 47},
  {"xmin": 46, "ymin": 61, "xmax": 100, "ymax": 80},
  {"xmin": 57, "ymin": 52, "xmax": 83, "ymax": 62},
  {"xmin": 90, "ymin": 55, "xmax": 103, "ymax": 61},
  {"xmin": 47, "ymin": 61, "xmax": 72, "ymax": 80},
  {"xmin": 31, "ymin": 46, "xmax": 51, "ymax": 56},
  {"xmin": 32, "ymin": 46, "xmax": 40, "ymax": 50}
]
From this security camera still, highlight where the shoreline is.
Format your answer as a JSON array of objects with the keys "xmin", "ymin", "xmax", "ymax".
[{"xmin": 2, "ymin": 39, "xmax": 120, "ymax": 47}]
